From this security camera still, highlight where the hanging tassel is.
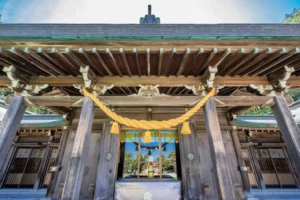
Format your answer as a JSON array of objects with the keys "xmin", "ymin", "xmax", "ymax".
[
  {"xmin": 111, "ymin": 122, "xmax": 120, "ymax": 134},
  {"xmin": 144, "ymin": 130, "xmax": 152, "ymax": 143},
  {"xmin": 181, "ymin": 122, "xmax": 191, "ymax": 135}
]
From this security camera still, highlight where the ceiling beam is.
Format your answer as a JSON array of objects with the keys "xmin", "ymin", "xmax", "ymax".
[
  {"xmin": 0, "ymin": 75, "xmax": 299, "ymax": 87},
  {"xmin": 14, "ymin": 95, "xmax": 293, "ymax": 107}
]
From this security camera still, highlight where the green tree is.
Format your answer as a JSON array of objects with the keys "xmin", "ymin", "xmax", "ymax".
[
  {"xmin": 283, "ymin": 8, "xmax": 300, "ymax": 23},
  {"xmin": 0, "ymin": 88, "xmax": 53, "ymax": 114}
]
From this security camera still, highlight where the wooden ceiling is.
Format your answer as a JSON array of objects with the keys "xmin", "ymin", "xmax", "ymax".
[{"xmin": 0, "ymin": 47, "xmax": 299, "ymax": 96}]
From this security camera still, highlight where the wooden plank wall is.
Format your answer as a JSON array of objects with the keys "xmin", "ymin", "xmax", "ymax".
[
  {"xmin": 94, "ymin": 123, "xmax": 120, "ymax": 200},
  {"xmin": 80, "ymin": 132, "xmax": 102, "ymax": 199},
  {"xmin": 178, "ymin": 122, "xmax": 203, "ymax": 200}
]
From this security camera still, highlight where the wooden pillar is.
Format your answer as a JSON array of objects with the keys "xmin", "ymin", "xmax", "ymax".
[
  {"xmin": 230, "ymin": 127, "xmax": 251, "ymax": 192},
  {"xmin": 0, "ymin": 96, "xmax": 25, "ymax": 172},
  {"xmin": 178, "ymin": 122, "xmax": 203, "ymax": 200},
  {"xmin": 61, "ymin": 97, "xmax": 94, "ymax": 200},
  {"xmin": 272, "ymin": 96, "xmax": 300, "ymax": 182},
  {"xmin": 47, "ymin": 129, "xmax": 70, "ymax": 197},
  {"xmin": 204, "ymin": 98, "xmax": 236, "ymax": 200},
  {"xmin": 248, "ymin": 146, "xmax": 266, "ymax": 190},
  {"xmin": 94, "ymin": 123, "xmax": 120, "ymax": 200}
]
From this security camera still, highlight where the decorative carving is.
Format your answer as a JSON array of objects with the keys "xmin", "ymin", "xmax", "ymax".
[
  {"xmin": 92, "ymin": 84, "xmax": 114, "ymax": 96},
  {"xmin": 73, "ymin": 84, "xmax": 113, "ymax": 96},
  {"xmin": 267, "ymin": 66, "xmax": 295, "ymax": 92},
  {"xmin": 184, "ymin": 84, "xmax": 205, "ymax": 96},
  {"xmin": 3, "ymin": 65, "xmax": 30, "ymax": 92},
  {"xmin": 201, "ymin": 66, "xmax": 218, "ymax": 89},
  {"xmin": 250, "ymin": 84, "xmax": 277, "ymax": 96},
  {"xmin": 131, "ymin": 85, "xmax": 168, "ymax": 97},
  {"xmin": 79, "ymin": 66, "xmax": 96, "ymax": 88}
]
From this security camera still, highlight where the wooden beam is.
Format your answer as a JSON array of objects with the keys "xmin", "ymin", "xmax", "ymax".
[
  {"xmin": 25, "ymin": 48, "xmax": 67, "ymax": 76},
  {"xmin": 204, "ymin": 98, "xmax": 236, "ymax": 200},
  {"xmin": 94, "ymin": 123, "xmax": 119, "ymax": 200},
  {"xmin": 52, "ymin": 48, "xmax": 79, "ymax": 73},
  {"xmin": 119, "ymin": 48, "xmax": 131, "ymax": 76},
  {"xmin": 166, "ymin": 48, "xmax": 176, "ymax": 76},
  {"xmin": 185, "ymin": 48, "xmax": 204, "ymax": 76},
  {"xmin": 238, "ymin": 48, "xmax": 272, "ymax": 76},
  {"xmin": 251, "ymin": 48, "xmax": 299, "ymax": 76},
  {"xmin": 10, "ymin": 47, "xmax": 57, "ymax": 76},
  {"xmin": 4, "ymin": 75, "xmax": 298, "ymax": 87},
  {"xmin": 61, "ymin": 97, "xmax": 94, "ymax": 200},
  {"xmin": 158, "ymin": 48, "xmax": 163, "ymax": 76},
  {"xmin": 146, "ymin": 48, "xmax": 151, "ymax": 76},
  {"xmin": 0, "ymin": 96, "xmax": 25, "ymax": 172},
  {"xmin": 176, "ymin": 48, "xmax": 190, "ymax": 76},
  {"xmin": 78, "ymin": 48, "xmax": 103, "ymax": 76},
  {"xmin": 272, "ymin": 96, "xmax": 300, "ymax": 184},
  {"xmin": 20, "ymin": 95, "xmax": 293, "ymax": 107},
  {"xmin": 106, "ymin": 48, "xmax": 122, "ymax": 77},
  {"xmin": 92, "ymin": 48, "xmax": 113, "ymax": 76},
  {"xmin": 217, "ymin": 48, "xmax": 244, "ymax": 75},
  {"xmin": 227, "ymin": 48, "xmax": 259, "ymax": 76},
  {"xmin": 133, "ymin": 48, "xmax": 141, "ymax": 76},
  {"xmin": 196, "ymin": 48, "xmax": 217, "ymax": 76},
  {"xmin": 178, "ymin": 122, "xmax": 203, "ymax": 199}
]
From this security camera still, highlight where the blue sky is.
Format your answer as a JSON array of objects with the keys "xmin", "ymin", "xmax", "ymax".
[{"xmin": 0, "ymin": 0, "xmax": 299, "ymax": 23}]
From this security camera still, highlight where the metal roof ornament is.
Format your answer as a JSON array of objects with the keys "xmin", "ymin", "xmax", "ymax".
[{"xmin": 140, "ymin": 5, "xmax": 160, "ymax": 24}]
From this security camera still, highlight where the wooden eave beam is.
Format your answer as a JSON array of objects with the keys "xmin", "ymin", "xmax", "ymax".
[
  {"xmin": 176, "ymin": 48, "xmax": 190, "ymax": 76},
  {"xmin": 133, "ymin": 48, "xmax": 141, "ymax": 77},
  {"xmin": 106, "ymin": 48, "xmax": 122, "ymax": 77},
  {"xmin": 157, "ymin": 48, "xmax": 163, "ymax": 76},
  {"xmin": 92, "ymin": 48, "xmax": 113, "ymax": 76},
  {"xmin": 0, "ymin": 75, "xmax": 299, "ymax": 87},
  {"xmin": 18, "ymin": 95, "xmax": 293, "ymax": 107},
  {"xmin": 119, "ymin": 48, "xmax": 132, "ymax": 76}
]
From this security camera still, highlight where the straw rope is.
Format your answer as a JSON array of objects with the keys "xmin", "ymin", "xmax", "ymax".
[{"xmin": 83, "ymin": 87, "xmax": 215, "ymax": 130}]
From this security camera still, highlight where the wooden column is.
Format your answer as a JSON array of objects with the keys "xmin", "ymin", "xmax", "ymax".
[
  {"xmin": 204, "ymin": 98, "xmax": 236, "ymax": 200},
  {"xmin": 230, "ymin": 126, "xmax": 251, "ymax": 192},
  {"xmin": 178, "ymin": 122, "xmax": 203, "ymax": 200},
  {"xmin": 47, "ymin": 129, "xmax": 70, "ymax": 197},
  {"xmin": 61, "ymin": 97, "xmax": 94, "ymax": 200},
  {"xmin": 248, "ymin": 146, "xmax": 266, "ymax": 190},
  {"xmin": 272, "ymin": 96, "xmax": 300, "ymax": 181},
  {"xmin": 0, "ymin": 96, "xmax": 25, "ymax": 172},
  {"xmin": 94, "ymin": 123, "xmax": 120, "ymax": 200}
]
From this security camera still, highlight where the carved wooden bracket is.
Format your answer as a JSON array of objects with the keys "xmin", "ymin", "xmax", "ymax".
[
  {"xmin": 249, "ymin": 84, "xmax": 277, "ymax": 96},
  {"xmin": 267, "ymin": 66, "xmax": 295, "ymax": 92},
  {"xmin": 73, "ymin": 84, "xmax": 113, "ymax": 97},
  {"xmin": 131, "ymin": 85, "xmax": 168, "ymax": 97},
  {"xmin": 201, "ymin": 66, "xmax": 218, "ymax": 89},
  {"xmin": 184, "ymin": 84, "xmax": 206, "ymax": 96},
  {"xmin": 185, "ymin": 84, "xmax": 224, "ymax": 96},
  {"xmin": 3, "ymin": 65, "xmax": 30, "ymax": 92},
  {"xmin": 92, "ymin": 84, "xmax": 114, "ymax": 96},
  {"xmin": 79, "ymin": 66, "xmax": 96, "ymax": 88}
]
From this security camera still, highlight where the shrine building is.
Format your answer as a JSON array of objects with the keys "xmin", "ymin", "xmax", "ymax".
[{"xmin": 0, "ymin": 5, "xmax": 300, "ymax": 200}]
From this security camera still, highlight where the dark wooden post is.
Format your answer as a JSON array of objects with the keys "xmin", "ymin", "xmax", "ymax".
[
  {"xmin": 0, "ymin": 96, "xmax": 25, "ymax": 172},
  {"xmin": 204, "ymin": 98, "xmax": 236, "ymax": 200},
  {"xmin": 178, "ymin": 122, "xmax": 203, "ymax": 200},
  {"xmin": 94, "ymin": 123, "xmax": 120, "ymax": 200},
  {"xmin": 248, "ymin": 146, "xmax": 266, "ymax": 190},
  {"xmin": 272, "ymin": 96, "xmax": 300, "ymax": 182},
  {"xmin": 47, "ymin": 129, "xmax": 69, "ymax": 197},
  {"xmin": 61, "ymin": 97, "xmax": 94, "ymax": 200}
]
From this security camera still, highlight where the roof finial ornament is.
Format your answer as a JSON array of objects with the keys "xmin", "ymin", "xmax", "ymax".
[
  {"xmin": 148, "ymin": 5, "xmax": 152, "ymax": 15},
  {"xmin": 140, "ymin": 5, "xmax": 160, "ymax": 24}
]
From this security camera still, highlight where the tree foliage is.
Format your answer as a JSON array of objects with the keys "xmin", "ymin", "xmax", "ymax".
[
  {"xmin": 283, "ymin": 8, "xmax": 300, "ymax": 23},
  {"xmin": 0, "ymin": 88, "xmax": 53, "ymax": 114}
]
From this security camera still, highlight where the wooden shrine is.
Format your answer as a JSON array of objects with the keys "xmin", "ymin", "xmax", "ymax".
[{"xmin": 0, "ymin": 20, "xmax": 299, "ymax": 200}]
